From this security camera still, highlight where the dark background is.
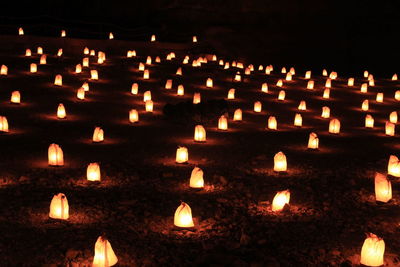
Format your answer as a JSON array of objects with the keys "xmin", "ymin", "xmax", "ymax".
[{"xmin": 0, "ymin": 0, "xmax": 399, "ymax": 76}]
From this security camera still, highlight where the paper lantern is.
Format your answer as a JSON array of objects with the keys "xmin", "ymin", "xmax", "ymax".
[
  {"xmin": 388, "ymin": 155, "xmax": 400, "ymax": 177},
  {"xmin": 151, "ymin": 34, "xmax": 156, "ymax": 42},
  {"xmin": 329, "ymin": 119, "xmax": 340, "ymax": 134},
  {"xmin": 143, "ymin": 91, "xmax": 151, "ymax": 102},
  {"xmin": 40, "ymin": 55, "xmax": 47, "ymax": 64},
  {"xmin": 258, "ymin": 65, "xmax": 264, "ymax": 71},
  {"xmin": 395, "ymin": 90, "xmax": 400, "ymax": 101},
  {"xmin": 362, "ymin": 100, "xmax": 369, "ymax": 111},
  {"xmin": 254, "ymin": 101, "xmax": 262, "ymax": 112},
  {"xmin": 267, "ymin": 116, "xmax": 277, "ymax": 130},
  {"xmin": 323, "ymin": 88, "xmax": 330, "ymax": 99},
  {"xmin": 146, "ymin": 56, "xmax": 152, "ymax": 65},
  {"xmin": 177, "ymin": 85, "xmax": 184, "ymax": 96},
  {"xmin": 90, "ymin": 70, "xmax": 98, "ymax": 80},
  {"xmin": 281, "ymin": 67, "xmax": 287, "ymax": 73},
  {"xmin": 93, "ymin": 127, "xmax": 104, "ymax": 143},
  {"xmin": 129, "ymin": 109, "xmax": 139, "ymax": 123},
  {"xmin": 376, "ymin": 93, "xmax": 383, "ymax": 103},
  {"xmin": 329, "ymin": 71, "xmax": 337, "ymax": 79},
  {"xmin": 348, "ymin": 78, "xmax": 354, "ymax": 86},
  {"xmin": 192, "ymin": 36, "xmax": 198, "ymax": 43},
  {"xmin": 233, "ymin": 109, "xmax": 242, "ymax": 121},
  {"xmin": 389, "ymin": 111, "xmax": 397, "ymax": 123},
  {"xmin": 75, "ymin": 64, "xmax": 82, "ymax": 73},
  {"xmin": 143, "ymin": 69, "xmax": 150, "ymax": 79},
  {"xmin": 30, "ymin": 63, "xmax": 37, "ymax": 73},
  {"xmin": 274, "ymin": 152, "xmax": 287, "ymax": 172},
  {"xmin": 61, "ymin": 30, "xmax": 66, "ymax": 37},
  {"xmin": 206, "ymin": 78, "xmax": 213, "ymax": 88},
  {"xmin": 176, "ymin": 147, "xmax": 188, "ymax": 163},
  {"xmin": 305, "ymin": 71, "xmax": 311, "ymax": 79},
  {"xmin": 1, "ymin": 65, "xmax": 8, "ymax": 75},
  {"xmin": 360, "ymin": 233, "xmax": 385, "ymax": 267},
  {"xmin": 84, "ymin": 47, "xmax": 89, "ymax": 55},
  {"xmin": 194, "ymin": 125, "xmax": 206, "ymax": 142},
  {"xmin": 322, "ymin": 69, "xmax": 328, "ymax": 76},
  {"xmin": 145, "ymin": 100, "xmax": 153, "ymax": 112},
  {"xmin": 57, "ymin": 49, "xmax": 63, "ymax": 57},
  {"xmin": 54, "ymin": 74, "xmax": 62, "ymax": 86},
  {"xmin": 285, "ymin": 72, "xmax": 292, "ymax": 81},
  {"xmin": 272, "ymin": 190, "xmax": 290, "ymax": 212},
  {"xmin": 374, "ymin": 172, "xmax": 392, "ymax": 203},
  {"xmin": 325, "ymin": 79, "xmax": 331, "ymax": 88},
  {"xmin": 87, "ymin": 163, "xmax": 101, "ymax": 181},
  {"xmin": 127, "ymin": 50, "xmax": 136, "ymax": 58},
  {"xmin": 294, "ymin": 113, "xmax": 302, "ymax": 127},
  {"xmin": 37, "ymin": 47, "xmax": 43, "ymax": 54},
  {"xmin": 131, "ymin": 83, "xmax": 139, "ymax": 95},
  {"xmin": 77, "ymin": 87, "xmax": 85, "ymax": 100},
  {"xmin": 392, "ymin": 74, "xmax": 397, "ymax": 81},
  {"xmin": 218, "ymin": 115, "xmax": 228, "ymax": 130},
  {"xmin": 321, "ymin": 106, "xmax": 330, "ymax": 118},
  {"xmin": 92, "ymin": 236, "xmax": 118, "ymax": 267},
  {"xmin": 363, "ymin": 70, "xmax": 369, "ymax": 78},
  {"xmin": 25, "ymin": 49, "xmax": 31, "ymax": 56},
  {"xmin": 10, "ymin": 91, "xmax": 20, "ymax": 104},
  {"xmin": 0, "ymin": 116, "xmax": 9, "ymax": 132},
  {"xmin": 261, "ymin": 83, "xmax": 268, "ymax": 93},
  {"xmin": 109, "ymin": 32, "xmax": 114, "ymax": 39},
  {"xmin": 278, "ymin": 90, "xmax": 285, "ymax": 101},
  {"xmin": 276, "ymin": 79, "xmax": 283, "ymax": 87},
  {"xmin": 190, "ymin": 167, "xmax": 204, "ymax": 188},
  {"xmin": 57, "ymin": 104, "xmax": 66, "ymax": 119},
  {"xmin": 174, "ymin": 202, "xmax": 194, "ymax": 227},
  {"xmin": 307, "ymin": 80, "xmax": 314, "ymax": 90},
  {"xmin": 18, "ymin": 27, "xmax": 24, "ymax": 35},
  {"xmin": 298, "ymin": 100, "xmax": 306, "ymax": 110},
  {"xmin": 48, "ymin": 144, "xmax": 64, "ymax": 166},
  {"xmin": 369, "ymin": 79, "xmax": 375, "ymax": 86},
  {"xmin": 90, "ymin": 50, "xmax": 95, "ymax": 56},
  {"xmin": 165, "ymin": 79, "xmax": 172, "ymax": 89},
  {"xmin": 385, "ymin": 122, "xmax": 395, "ymax": 136},
  {"xmin": 83, "ymin": 57, "xmax": 89, "ymax": 67},
  {"xmin": 290, "ymin": 67, "xmax": 295, "ymax": 74},
  {"xmin": 308, "ymin": 132, "xmax": 319, "ymax": 149},
  {"xmin": 49, "ymin": 193, "xmax": 69, "ymax": 220},
  {"xmin": 176, "ymin": 67, "xmax": 182, "ymax": 75},
  {"xmin": 227, "ymin": 89, "xmax": 236, "ymax": 100},
  {"xmin": 193, "ymin": 92, "xmax": 201, "ymax": 104},
  {"xmin": 365, "ymin": 114, "xmax": 374, "ymax": 128},
  {"xmin": 234, "ymin": 72, "xmax": 241, "ymax": 81},
  {"xmin": 361, "ymin": 83, "xmax": 368, "ymax": 93}
]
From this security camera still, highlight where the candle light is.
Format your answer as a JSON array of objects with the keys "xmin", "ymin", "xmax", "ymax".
[
  {"xmin": 37, "ymin": 47, "xmax": 43, "ymax": 54},
  {"xmin": 108, "ymin": 32, "xmax": 114, "ymax": 39},
  {"xmin": 176, "ymin": 67, "xmax": 182, "ymax": 75},
  {"xmin": 321, "ymin": 106, "xmax": 330, "ymax": 118},
  {"xmin": 77, "ymin": 87, "xmax": 85, "ymax": 100},
  {"xmin": 49, "ymin": 193, "xmax": 69, "ymax": 220},
  {"xmin": 385, "ymin": 122, "xmax": 395, "ymax": 136},
  {"xmin": 389, "ymin": 111, "xmax": 397, "ymax": 123},
  {"xmin": 194, "ymin": 125, "xmax": 206, "ymax": 142},
  {"xmin": 323, "ymin": 88, "xmax": 330, "ymax": 99},
  {"xmin": 151, "ymin": 34, "xmax": 156, "ymax": 42},
  {"xmin": 143, "ymin": 69, "xmax": 150, "ymax": 79},
  {"xmin": 143, "ymin": 91, "xmax": 151, "ymax": 102},
  {"xmin": 234, "ymin": 72, "xmax": 241, "ymax": 81},
  {"xmin": 90, "ymin": 70, "xmax": 99, "ymax": 80},
  {"xmin": 131, "ymin": 83, "xmax": 139, "ymax": 95},
  {"xmin": 174, "ymin": 202, "xmax": 194, "ymax": 227},
  {"xmin": 165, "ymin": 79, "xmax": 172, "ymax": 90},
  {"xmin": 363, "ymin": 70, "xmax": 369, "ymax": 78},
  {"xmin": 329, "ymin": 119, "xmax": 340, "ymax": 134},
  {"xmin": 54, "ymin": 74, "xmax": 62, "ymax": 86},
  {"xmin": 376, "ymin": 93, "xmax": 383, "ymax": 103},
  {"xmin": 10, "ymin": 91, "xmax": 20, "ymax": 104},
  {"xmin": 268, "ymin": 116, "xmax": 277, "ymax": 130},
  {"xmin": 308, "ymin": 132, "xmax": 319, "ymax": 149},
  {"xmin": 193, "ymin": 92, "xmax": 201, "ymax": 104},
  {"xmin": 392, "ymin": 74, "xmax": 397, "ymax": 81},
  {"xmin": 395, "ymin": 90, "xmax": 400, "ymax": 101},
  {"xmin": 261, "ymin": 83, "xmax": 268, "ymax": 93},
  {"xmin": 360, "ymin": 233, "xmax": 385, "ymax": 267},
  {"xmin": 0, "ymin": 116, "xmax": 9, "ymax": 132},
  {"xmin": 365, "ymin": 114, "xmax": 374, "ymax": 128},
  {"xmin": 325, "ymin": 79, "xmax": 331, "ymax": 88},
  {"xmin": 84, "ymin": 47, "xmax": 89, "ymax": 55},
  {"xmin": 361, "ymin": 83, "xmax": 368, "ymax": 93},
  {"xmin": 30, "ymin": 63, "xmax": 37, "ymax": 73},
  {"xmin": 192, "ymin": 36, "xmax": 198, "ymax": 43},
  {"xmin": 75, "ymin": 64, "xmax": 82, "ymax": 73},
  {"xmin": 218, "ymin": 115, "xmax": 228, "ymax": 130},
  {"xmin": 348, "ymin": 78, "xmax": 354, "ymax": 86},
  {"xmin": 298, "ymin": 100, "xmax": 306, "ymax": 110},
  {"xmin": 305, "ymin": 71, "xmax": 311, "ymax": 79},
  {"xmin": 155, "ymin": 56, "xmax": 160, "ymax": 63},
  {"xmin": 146, "ymin": 56, "xmax": 152, "ymax": 65},
  {"xmin": 254, "ymin": 101, "xmax": 262, "ymax": 112},
  {"xmin": 83, "ymin": 57, "xmax": 89, "ymax": 67},
  {"xmin": 362, "ymin": 100, "xmax": 369, "ymax": 111},
  {"xmin": 57, "ymin": 49, "xmax": 63, "ymax": 57},
  {"xmin": 206, "ymin": 78, "xmax": 213, "ymax": 88},
  {"xmin": 18, "ymin": 27, "xmax": 24, "ymax": 35},
  {"xmin": 281, "ymin": 67, "xmax": 286, "ymax": 73},
  {"xmin": 90, "ymin": 50, "xmax": 95, "ymax": 56},
  {"xmin": 87, "ymin": 163, "xmax": 101, "ymax": 181},
  {"xmin": 388, "ymin": 155, "xmax": 400, "ymax": 177},
  {"xmin": 294, "ymin": 113, "xmax": 302, "ymax": 127},
  {"xmin": 48, "ymin": 144, "xmax": 64, "ymax": 166},
  {"xmin": 276, "ymin": 79, "xmax": 283, "ymax": 87},
  {"xmin": 190, "ymin": 167, "xmax": 204, "ymax": 188},
  {"xmin": 307, "ymin": 80, "xmax": 314, "ymax": 90},
  {"xmin": 93, "ymin": 127, "xmax": 104, "ymax": 142},
  {"xmin": 329, "ymin": 71, "xmax": 337, "ymax": 79},
  {"xmin": 374, "ymin": 172, "xmax": 392, "ymax": 203},
  {"xmin": 1, "ymin": 65, "xmax": 8, "ymax": 75},
  {"xmin": 92, "ymin": 236, "xmax": 118, "ymax": 267},
  {"xmin": 129, "ymin": 109, "xmax": 139, "ymax": 123},
  {"xmin": 285, "ymin": 72, "xmax": 292, "ymax": 81},
  {"xmin": 233, "ymin": 109, "xmax": 242, "ymax": 121},
  {"xmin": 278, "ymin": 90, "xmax": 285, "ymax": 101},
  {"xmin": 322, "ymin": 69, "xmax": 328, "ymax": 76},
  {"xmin": 145, "ymin": 100, "xmax": 153, "ymax": 112},
  {"xmin": 176, "ymin": 147, "xmax": 188, "ymax": 163},
  {"xmin": 272, "ymin": 190, "xmax": 290, "ymax": 212},
  {"xmin": 40, "ymin": 55, "xmax": 47, "ymax": 64},
  {"xmin": 57, "ymin": 104, "xmax": 66, "ymax": 119},
  {"xmin": 25, "ymin": 49, "xmax": 31, "ymax": 56},
  {"xmin": 274, "ymin": 152, "xmax": 287, "ymax": 172},
  {"xmin": 177, "ymin": 85, "xmax": 184, "ymax": 96}
]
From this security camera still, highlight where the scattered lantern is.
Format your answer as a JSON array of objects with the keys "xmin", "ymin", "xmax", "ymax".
[
  {"xmin": 233, "ymin": 109, "xmax": 242, "ymax": 121},
  {"xmin": 395, "ymin": 90, "xmax": 400, "ymax": 101},
  {"xmin": 325, "ymin": 79, "xmax": 331, "ymax": 88},
  {"xmin": 83, "ymin": 57, "xmax": 89, "ymax": 67},
  {"xmin": 307, "ymin": 80, "xmax": 314, "ymax": 90},
  {"xmin": 272, "ymin": 190, "xmax": 290, "ymax": 212},
  {"xmin": 389, "ymin": 111, "xmax": 397, "ymax": 123},
  {"xmin": 281, "ymin": 67, "xmax": 286, "ymax": 73},
  {"xmin": 193, "ymin": 92, "xmax": 201, "ymax": 104},
  {"xmin": 129, "ymin": 109, "xmax": 139, "ymax": 123},
  {"xmin": 61, "ymin": 30, "xmax": 66, "ymax": 37},
  {"xmin": 254, "ymin": 101, "xmax": 262, "ymax": 112},
  {"xmin": 30, "ymin": 63, "xmax": 37, "ymax": 73},
  {"xmin": 305, "ymin": 71, "xmax": 311, "ymax": 79},
  {"xmin": 274, "ymin": 152, "xmax": 287, "ymax": 172},
  {"xmin": 308, "ymin": 132, "xmax": 319, "ymax": 149},
  {"xmin": 388, "ymin": 155, "xmax": 400, "ymax": 177},
  {"xmin": 385, "ymin": 122, "xmax": 395, "ymax": 136},
  {"xmin": 174, "ymin": 202, "xmax": 194, "ymax": 227},
  {"xmin": 261, "ymin": 83, "xmax": 268, "ymax": 93},
  {"xmin": 165, "ymin": 79, "xmax": 172, "ymax": 89},
  {"xmin": 77, "ymin": 87, "xmax": 85, "ymax": 100},
  {"xmin": 362, "ymin": 100, "xmax": 369, "ymax": 111},
  {"xmin": 227, "ymin": 88, "xmax": 235, "ymax": 99},
  {"xmin": 298, "ymin": 100, "xmax": 306, "ymax": 110},
  {"xmin": 322, "ymin": 69, "xmax": 328, "ymax": 76},
  {"xmin": 276, "ymin": 79, "xmax": 283, "ymax": 87},
  {"xmin": 278, "ymin": 90, "xmax": 285, "ymax": 101},
  {"xmin": 294, "ymin": 113, "xmax": 302, "ymax": 127},
  {"xmin": 75, "ymin": 64, "xmax": 82, "ymax": 73},
  {"xmin": 189, "ymin": 167, "xmax": 204, "ymax": 188},
  {"xmin": 48, "ymin": 144, "xmax": 64, "ymax": 166},
  {"xmin": 18, "ymin": 27, "xmax": 24, "ymax": 35},
  {"xmin": 87, "ymin": 163, "xmax": 101, "ymax": 181},
  {"xmin": 131, "ymin": 83, "xmax": 139, "ymax": 95},
  {"xmin": 365, "ymin": 114, "xmax": 374, "ymax": 128},
  {"xmin": 376, "ymin": 93, "xmax": 383, "ymax": 103},
  {"xmin": 361, "ymin": 83, "xmax": 368, "ymax": 93},
  {"xmin": 25, "ymin": 49, "xmax": 31, "ymax": 56},
  {"xmin": 90, "ymin": 70, "xmax": 99, "ymax": 80},
  {"xmin": 176, "ymin": 147, "xmax": 188, "ymax": 163},
  {"xmin": 57, "ymin": 104, "xmax": 66, "ymax": 119},
  {"xmin": 40, "ymin": 55, "xmax": 47, "ymax": 64},
  {"xmin": 374, "ymin": 172, "xmax": 392, "ymax": 203},
  {"xmin": 234, "ymin": 72, "xmax": 241, "ymax": 81},
  {"xmin": 0, "ymin": 116, "xmax": 9, "ymax": 132},
  {"xmin": 84, "ymin": 47, "xmax": 89, "ymax": 55},
  {"xmin": 143, "ymin": 91, "xmax": 151, "ymax": 102},
  {"xmin": 206, "ymin": 78, "xmax": 213, "ymax": 88},
  {"xmin": 363, "ymin": 70, "xmax": 369, "ymax": 78},
  {"xmin": 93, "ymin": 127, "xmax": 104, "ymax": 143},
  {"xmin": 145, "ymin": 100, "xmax": 153, "ymax": 112},
  {"xmin": 177, "ymin": 85, "xmax": 184, "ymax": 96},
  {"xmin": 1, "ymin": 65, "xmax": 8, "ymax": 75},
  {"xmin": 54, "ymin": 74, "xmax": 62, "ymax": 86},
  {"xmin": 146, "ymin": 56, "xmax": 152, "ymax": 65},
  {"xmin": 268, "ymin": 116, "xmax": 278, "ymax": 130},
  {"xmin": 329, "ymin": 119, "xmax": 340, "ymax": 134},
  {"xmin": 323, "ymin": 88, "xmax": 330, "ymax": 99},
  {"xmin": 360, "ymin": 233, "xmax": 385, "ymax": 267},
  {"xmin": 194, "ymin": 125, "xmax": 206, "ymax": 142},
  {"xmin": 37, "ymin": 47, "xmax": 43, "ymax": 54},
  {"xmin": 218, "ymin": 115, "xmax": 228, "ymax": 130},
  {"xmin": 143, "ymin": 69, "xmax": 150, "ymax": 79},
  {"xmin": 321, "ymin": 106, "xmax": 330, "ymax": 118},
  {"xmin": 392, "ymin": 74, "xmax": 398, "ymax": 81},
  {"xmin": 92, "ymin": 236, "xmax": 118, "ymax": 267},
  {"xmin": 348, "ymin": 78, "xmax": 354, "ymax": 86},
  {"xmin": 285, "ymin": 72, "xmax": 292, "ymax": 81},
  {"xmin": 57, "ymin": 49, "xmax": 63, "ymax": 57},
  {"xmin": 151, "ymin": 34, "xmax": 156, "ymax": 42},
  {"xmin": 10, "ymin": 91, "xmax": 20, "ymax": 104},
  {"xmin": 49, "ymin": 193, "xmax": 69, "ymax": 220}
]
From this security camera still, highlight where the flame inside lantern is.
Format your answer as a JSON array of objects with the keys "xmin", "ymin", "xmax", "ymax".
[
  {"xmin": 360, "ymin": 233, "xmax": 385, "ymax": 267},
  {"xmin": 174, "ymin": 202, "xmax": 194, "ymax": 227},
  {"xmin": 176, "ymin": 147, "xmax": 188, "ymax": 163},
  {"xmin": 57, "ymin": 104, "xmax": 66, "ymax": 119},
  {"xmin": 129, "ymin": 109, "xmax": 139, "ymax": 123},
  {"xmin": 87, "ymin": 163, "xmax": 101, "ymax": 181},
  {"xmin": 272, "ymin": 190, "xmax": 290, "ymax": 212}
]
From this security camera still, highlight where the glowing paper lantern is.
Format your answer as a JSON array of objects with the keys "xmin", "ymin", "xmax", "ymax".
[
  {"xmin": 1, "ymin": 65, "xmax": 8, "ymax": 75},
  {"xmin": 362, "ymin": 100, "xmax": 369, "ymax": 111},
  {"xmin": 395, "ymin": 90, "xmax": 400, "ymax": 101},
  {"xmin": 129, "ymin": 109, "xmax": 139, "ymax": 123},
  {"xmin": 392, "ymin": 74, "xmax": 397, "ymax": 81},
  {"xmin": 194, "ymin": 125, "xmax": 206, "ymax": 142},
  {"xmin": 145, "ymin": 100, "xmax": 153, "ymax": 112},
  {"xmin": 363, "ymin": 70, "xmax": 369, "ymax": 78},
  {"xmin": 385, "ymin": 122, "xmax": 395, "ymax": 136},
  {"xmin": 274, "ymin": 152, "xmax": 287, "ymax": 172},
  {"xmin": 189, "ymin": 167, "xmax": 204, "ymax": 188},
  {"xmin": 281, "ymin": 67, "xmax": 286, "ymax": 73},
  {"xmin": 254, "ymin": 101, "xmax": 262, "ymax": 112},
  {"xmin": 272, "ymin": 190, "xmax": 290, "ymax": 212},
  {"xmin": 233, "ymin": 109, "xmax": 242, "ymax": 121},
  {"xmin": 84, "ymin": 47, "xmax": 89, "ymax": 55},
  {"xmin": 90, "ymin": 50, "xmax": 95, "ymax": 56},
  {"xmin": 305, "ymin": 71, "xmax": 311, "ymax": 79},
  {"xmin": 348, "ymin": 78, "xmax": 354, "ymax": 86},
  {"xmin": 10, "ymin": 91, "xmax": 20, "ymax": 104},
  {"xmin": 325, "ymin": 79, "xmax": 331, "ymax": 88},
  {"xmin": 146, "ymin": 56, "xmax": 152, "ymax": 65},
  {"xmin": 261, "ymin": 83, "xmax": 268, "ymax": 93},
  {"xmin": 90, "ymin": 70, "xmax": 99, "ymax": 80},
  {"xmin": 57, "ymin": 49, "xmax": 63, "ymax": 57},
  {"xmin": 388, "ymin": 155, "xmax": 400, "ymax": 177},
  {"xmin": 174, "ymin": 202, "xmax": 194, "ymax": 227},
  {"xmin": 307, "ymin": 80, "xmax": 314, "ymax": 90},
  {"xmin": 308, "ymin": 132, "xmax": 319, "ymax": 149},
  {"xmin": 75, "ymin": 64, "xmax": 82, "ymax": 73},
  {"xmin": 369, "ymin": 79, "xmax": 375, "ymax": 86},
  {"xmin": 192, "ymin": 36, "xmax": 198, "ymax": 43},
  {"xmin": 329, "ymin": 71, "xmax": 337, "ymax": 79},
  {"xmin": 37, "ymin": 47, "xmax": 43, "ymax": 54},
  {"xmin": 176, "ymin": 147, "xmax": 188, "ymax": 163},
  {"xmin": 30, "ymin": 63, "xmax": 37, "ymax": 73},
  {"xmin": 177, "ymin": 85, "xmax": 184, "ymax": 96},
  {"xmin": 234, "ymin": 72, "xmax": 241, "ymax": 81},
  {"xmin": 109, "ymin": 32, "xmax": 114, "ymax": 39},
  {"xmin": 361, "ymin": 83, "xmax": 368, "ymax": 93},
  {"xmin": 54, "ymin": 74, "xmax": 62, "ymax": 86},
  {"xmin": 165, "ymin": 79, "xmax": 172, "ymax": 89},
  {"xmin": 321, "ymin": 106, "xmax": 330, "ymax": 118},
  {"xmin": 87, "ymin": 163, "xmax": 101, "ymax": 181},
  {"xmin": 40, "ymin": 55, "xmax": 46, "ymax": 64},
  {"xmin": 227, "ymin": 88, "xmax": 235, "ymax": 99},
  {"xmin": 49, "ymin": 193, "xmax": 69, "ymax": 220},
  {"xmin": 0, "ymin": 116, "xmax": 9, "ymax": 132},
  {"xmin": 329, "ymin": 119, "xmax": 340, "ymax": 134},
  {"xmin": 278, "ymin": 90, "xmax": 285, "ymax": 101},
  {"xmin": 143, "ymin": 69, "xmax": 150, "ymax": 79},
  {"xmin": 376, "ymin": 93, "xmax": 383, "ymax": 103},
  {"xmin": 131, "ymin": 83, "xmax": 139, "ymax": 95},
  {"xmin": 218, "ymin": 115, "xmax": 228, "ymax": 130},
  {"xmin": 77, "ymin": 87, "xmax": 85, "ymax": 100},
  {"xmin": 206, "ymin": 78, "xmax": 213, "ymax": 88},
  {"xmin": 323, "ymin": 88, "xmax": 330, "ymax": 99},
  {"xmin": 193, "ymin": 92, "xmax": 201, "ymax": 104},
  {"xmin": 151, "ymin": 34, "xmax": 156, "ymax": 42},
  {"xmin": 57, "ymin": 104, "xmax": 66, "ymax": 119},
  {"xmin": 92, "ymin": 236, "xmax": 118, "ymax": 267},
  {"xmin": 298, "ymin": 100, "xmax": 306, "ymax": 110},
  {"xmin": 93, "ymin": 127, "xmax": 104, "ymax": 143},
  {"xmin": 25, "ymin": 49, "xmax": 31, "ymax": 56},
  {"xmin": 294, "ymin": 113, "xmax": 302, "ymax": 127},
  {"xmin": 18, "ymin": 27, "xmax": 24, "ymax": 35},
  {"xmin": 389, "ymin": 111, "xmax": 397, "ymax": 123},
  {"xmin": 360, "ymin": 233, "xmax": 385, "ymax": 267},
  {"xmin": 285, "ymin": 72, "xmax": 292, "ymax": 81},
  {"xmin": 374, "ymin": 172, "xmax": 392, "ymax": 203},
  {"xmin": 83, "ymin": 57, "xmax": 89, "ymax": 67},
  {"xmin": 82, "ymin": 82, "xmax": 89, "ymax": 92},
  {"xmin": 143, "ymin": 91, "xmax": 151, "ymax": 102},
  {"xmin": 365, "ymin": 114, "xmax": 374, "ymax": 128},
  {"xmin": 48, "ymin": 144, "xmax": 64, "ymax": 166},
  {"xmin": 61, "ymin": 30, "xmax": 66, "ymax": 37},
  {"xmin": 268, "ymin": 116, "xmax": 277, "ymax": 130},
  {"xmin": 276, "ymin": 79, "xmax": 283, "ymax": 87}
]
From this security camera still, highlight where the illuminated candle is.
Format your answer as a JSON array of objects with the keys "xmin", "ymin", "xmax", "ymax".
[
  {"xmin": 276, "ymin": 79, "xmax": 283, "ymax": 87},
  {"xmin": 18, "ymin": 27, "xmax": 24, "ymax": 35},
  {"xmin": 365, "ymin": 114, "xmax": 374, "ymax": 128},
  {"xmin": 322, "ymin": 69, "xmax": 328, "ymax": 76},
  {"xmin": 177, "ymin": 85, "xmax": 184, "ymax": 96},
  {"xmin": 218, "ymin": 115, "xmax": 228, "ymax": 130},
  {"xmin": 189, "ymin": 167, "xmax": 204, "ymax": 188},
  {"xmin": 308, "ymin": 132, "xmax": 319, "ymax": 149},
  {"xmin": 1, "ymin": 65, "xmax": 8, "ymax": 75},
  {"xmin": 48, "ymin": 144, "xmax": 64, "ymax": 166},
  {"xmin": 254, "ymin": 101, "xmax": 262, "ymax": 112},
  {"xmin": 194, "ymin": 125, "xmax": 206, "ymax": 142},
  {"xmin": 37, "ymin": 47, "xmax": 43, "ymax": 54},
  {"xmin": 192, "ymin": 36, "xmax": 198, "ymax": 43},
  {"xmin": 278, "ymin": 90, "xmax": 285, "ymax": 101},
  {"xmin": 388, "ymin": 155, "xmax": 400, "ymax": 177},
  {"xmin": 274, "ymin": 151, "xmax": 287, "ymax": 172},
  {"xmin": 40, "ymin": 55, "xmax": 46, "ymax": 64},
  {"xmin": 75, "ymin": 64, "xmax": 82, "ymax": 73},
  {"xmin": 77, "ymin": 87, "xmax": 85, "ymax": 100},
  {"xmin": 90, "ymin": 70, "xmax": 99, "ymax": 80},
  {"xmin": 84, "ymin": 47, "xmax": 89, "ymax": 55},
  {"xmin": 176, "ymin": 147, "xmax": 188, "ymax": 163},
  {"xmin": 305, "ymin": 70, "xmax": 311, "ymax": 79},
  {"xmin": 395, "ymin": 90, "xmax": 400, "ymax": 101},
  {"xmin": 174, "ymin": 202, "xmax": 194, "ymax": 227},
  {"xmin": 261, "ymin": 83, "xmax": 268, "ymax": 93},
  {"xmin": 29, "ymin": 63, "xmax": 37, "ymax": 73},
  {"xmin": 389, "ymin": 111, "xmax": 397, "ymax": 123},
  {"xmin": 165, "ymin": 79, "xmax": 172, "ymax": 89},
  {"xmin": 143, "ymin": 91, "xmax": 151, "ymax": 102},
  {"xmin": 361, "ymin": 83, "xmax": 368, "ymax": 93},
  {"xmin": 233, "ymin": 109, "xmax": 242, "ymax": 121},
  {"xmin": 155, "ymin": 56, "xmax": 160, "ymax": 63},
  {"xmin": 0, "ymin": 116, "xmax": 9, "ymax": 132},
  {"xmin": 307, "ymin": 80, "xmax": 314, "ymax": 90},
  {"xmin": 376, "ymin": 93, "xmax": 383, "ymax": 103},
  {"xmin": 109, "ymin": 32, "xmax": 114, "ymax": 39},
  {"xmin": 323, "ymin": 88, "xmax": 330, "ymax": 99},
  {"xmin": 281, "ymin": 67, "xmax": 286, "ymax": 73},
  {"xmin": 348, "ymin": 78, "xmax": 354, "ymax": 86},
  {"xmin": 93, "ymin": 127, "xmax": 104, "ymax": 142},
  {"xmin": 234, "ymin": 72, "xmax": 241, "ymax": 81},
  {"xmin": 129, "ymin": 109, "xmax": 139, "ymax": 123},
  {"xmin": 325, "ymin": 79, "xmax": 331, "ymax": 88},
  {"xmin": 176, "ymin": 67, "xmax": 182, "ymax": 75},
  {"xmin": 10, "ymin": 91, "xmax": 20, "ymax": 104},
  {"xmin": 143, "ymin": 69, "xmax": 149, "ymax": 79},
  {"xmin": 385, "ymin": 122, "xmax": 395, "ymax": 136},
  {"xmin": 285, "ymin": 72, "xmax": 292, "ymax": 81},
  {"xmin": 363, "ymin": 70, "xmax": 369, "ymax": 78},
  {"xmin": 92, "ymin": 236, "xmax": 118, "ymax": 267},
  {"xmin": 329, "ymin": 119, "xmax": 340, "ymax": 134},
  {"xmin": 374, "ymin": 172, "xmax": 392, "ymax": 203},
  {"xmin": 146, "ymin": 56, "xmax": 152, "ymax": 65},
  {"xmin": 392, "ymin": 74, "xmax": 397, "ymax": 81},
  {"xmin": 145, "ymin": 100, "xmax": 153, "ymax": 112},
  {"xmin": 83, "ymin": 57, "xmax": 89, "ymax": 67},
  {"xmin": 57, "ymin": 49, "xmax": 63, "ymax": 57},
  {"xmin": 321, "ymin": 106, "xmax": 330, "ymax": 118},
  {"xmin": 57, "ymin": 104, "xmax": 66, "ymax": 119},
  {"xmin": 294, "ymin": 113, "xmax": 302, "ymax": 127},
  {"xmin": 362, "ymin": 100, "xmax": 369, "ymax": 111},
  {"xmin": 87, "ymin": 163, "xmax": 101, "ymax": 181},
  {"xmin": 49, "ymin": 193, "xmax": 69, "ymax": 220},
  {"xmin": 206, "ymin": 78, "xmax": 213, "ymax": 88},
  {"xmin": 151, "ymin": 34, "xmax": 156, "ymax": 42},
  {"xmin": 360, "ymin": 233, "xmax": 385, "ymax": 267},
  {"xmin": 298, "ymin": 100, "xmax": 306, "ymax": 110},
  {"xmin": 329, "ymin": 71, "xmax": 337, "ymax": 79},
  {"xmin": 268, "ymin": 116, "xmax": 278, "ymax": 130},
  {"xmin": 272, "ymin": 190, "xmax": 290, "ymax": 212},
  {"xmin": 25, "ymin": 49, "xmax": 31, "ymax": 56},
  {"xmin": 90, "ymin": 50, "xmax": 95, "ymax": 56},
  {"xmin": 131, "ymin": 83, "xmax": 139, "ymax": 95}
]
